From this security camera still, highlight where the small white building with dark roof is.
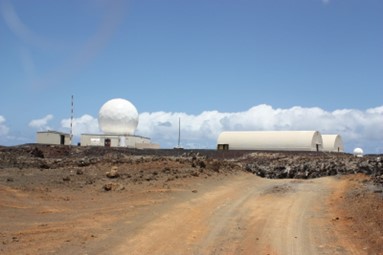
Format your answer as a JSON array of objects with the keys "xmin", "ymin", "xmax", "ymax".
[{"xmin": 36, "ymin": 131, "xmax": 71, "ymax": 145}]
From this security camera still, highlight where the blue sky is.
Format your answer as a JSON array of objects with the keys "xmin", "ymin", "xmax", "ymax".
[{"xmin": 0, "ymin": 0, "xmax": 382, "ymax": 153}]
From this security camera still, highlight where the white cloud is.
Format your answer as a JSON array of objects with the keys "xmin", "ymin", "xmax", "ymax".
[
  {"xmin": 137, "ymin": 104, "xmax": 383, "ymax": 152},
  {"xmin": 58, "ymin": 105, "xmax": 383, "ymax": 153},
  {"xmin": 61, "ymin": 114, "xmax": 99, "ymax": 136},
  {"xmin": 322, "ymin": 0, "xmax": 330, "ymax": 4},
  {"xmin": 28, "ymin": 114, "xmax": 53, "ymax": 131},
  {"xmin": 0, "ymin": 115, "xmax": 10, "ymax": 136}
]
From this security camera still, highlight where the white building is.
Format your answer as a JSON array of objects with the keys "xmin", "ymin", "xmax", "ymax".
[
  {"xmin": 80, "ymin": 133, "xmax": 159, "ymax": 149},
  {"xmin": 80, "ymin": 98, "xmax": 159, "ymax": 149},
  {"xmin": 322, "ymin": 134, "xmax": 344, "ymax": 152},
  {"xmin": 36, "ymin": 131, "xmax": 71, "ymax": 145},
  {"xmin": 217, "ymin": 131, "xmax": 323, "ymax": 151}
]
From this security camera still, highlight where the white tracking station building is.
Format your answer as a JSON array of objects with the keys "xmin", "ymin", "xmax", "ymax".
[{"xmin": 80, "ymin": 98, "xmax": 159, "ymax": 149}]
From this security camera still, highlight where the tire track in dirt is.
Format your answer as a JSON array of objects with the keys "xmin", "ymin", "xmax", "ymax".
[
  {"xmin": 2, "ymin": 173, "xmax": 375, "ymax": 255},
  {"xmin": 110, "ymin": 175, "xmax": 271, "ymax": 255},
  {"xmin": 107, "ymin": 175, "xmax": 363, "ymax": 255}
]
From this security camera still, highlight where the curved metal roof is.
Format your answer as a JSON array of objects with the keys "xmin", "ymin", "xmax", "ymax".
[
  {"xmin": 217, "ymin": 131, "xmax": 323, "ymax": 151},
  {"xmin": 322, "ymin": 134, "xmax": 344, "ymax": 152}
]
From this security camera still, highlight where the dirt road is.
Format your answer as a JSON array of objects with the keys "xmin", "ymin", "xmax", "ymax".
[
  {"xmin": 106, "ymin": 175, "xmax": 361, "ymax": 255},
  {"xmin": 1, "ymin": 172, "xmax": 382, "ymax": 255}
]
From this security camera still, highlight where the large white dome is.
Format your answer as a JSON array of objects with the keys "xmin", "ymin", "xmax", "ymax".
[{"xmin": 98, "ymin": 98, "xmax": 139, "ymax": 135}]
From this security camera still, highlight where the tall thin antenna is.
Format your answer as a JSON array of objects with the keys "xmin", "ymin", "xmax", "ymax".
[
  {"xmin": 70, "ymin": 95, "xmax": 74, "ymax": 145},
  {"xmin": 178, "ymin": 117, "xmax": 181, "ymax": 148},
  {"xmin": 174, "ymin": 117, "xmax": 183, "ymax": 150}
]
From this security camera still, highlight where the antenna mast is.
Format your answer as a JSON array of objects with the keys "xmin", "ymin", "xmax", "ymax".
[
  {"xmin": 70, "ymin": 95, "xmax": 74, "ymax": 145},
  {"xmin": 178, "ymin": 117, "xmax": 181, "ymax": 148}
]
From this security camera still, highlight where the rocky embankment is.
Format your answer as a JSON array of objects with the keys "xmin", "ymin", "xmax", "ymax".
[
  {"xmin": 1, "ymin": 144, "xmax": 382, "ymax": 187},
  {"xmin": 0, "ymin": 144, "xmax": 241, "ymax": 191},
  {"xmin": 244, "ymin": 152, "xmax": 383, "ymax": 186}
]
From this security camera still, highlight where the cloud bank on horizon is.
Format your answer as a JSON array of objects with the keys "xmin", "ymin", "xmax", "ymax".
[
  {"xmin": 0, "ymin": 116, "xmax": 10, "ymax": 136},
  {"xmin": 13, "ymin": 104, "xmax": 380, "ymax": 154}
]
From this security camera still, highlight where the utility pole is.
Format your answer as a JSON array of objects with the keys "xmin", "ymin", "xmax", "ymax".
[
  {"xmin": 178, "ymin": 117, "xmax": 181, "ymax": 148},
  {"xmin": 70, "ymin": 95, "xmax": 74, "ymax": 145}
]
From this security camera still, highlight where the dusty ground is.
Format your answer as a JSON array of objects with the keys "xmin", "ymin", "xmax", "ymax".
[{"xmin": 0, "ymin": 145, "xmax": 382, "ymax": 255}]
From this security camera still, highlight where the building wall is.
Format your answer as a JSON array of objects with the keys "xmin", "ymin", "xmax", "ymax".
[
  {"xmin": 36, "ymin": 132, "xmax": 70, "ymax": 145},
  {"xmin": 322, "ymin": 134, "xmax": 344, "ymax": 152},
  {"xmin": 217, "ymin": 131, "xmax": 323, "ymax": 151},
  {"xmin": 80, "ymin": 135, "xmax": 102, "ymax": 146},
  {"xmin": 80, "ymin": 134, "xmax": 158, "ymax": 149},
  {"xmin": 80, "ymin": 134, "xmax": 119, "ymax": 147},
  {"xmin": 135, "ymin": 142, "xmax": 160, "ymax": 149}
]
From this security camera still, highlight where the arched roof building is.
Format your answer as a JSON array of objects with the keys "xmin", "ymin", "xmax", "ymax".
[
  {"xmin": 217, "ymin": 131, "xmax": 323, "ymax": 151},
  {"xmin": 322, "ymin": 134, "xmax": 344, "ymax": 152}
]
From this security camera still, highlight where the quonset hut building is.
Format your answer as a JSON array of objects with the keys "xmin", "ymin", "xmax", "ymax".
[
  {"xmin": 217, "ymin": 131, "xmax": 324, "ymax": 152},
  {"xmin": 322, "ymin": 134, "xmax": 344, "ymax": 152}
]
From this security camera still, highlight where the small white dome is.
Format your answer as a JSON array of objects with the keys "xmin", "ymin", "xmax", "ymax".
[
  {"xmin": 98, "ymin": 98, "xmax": 139, "ymax": 135},
  {"xmin": 353, "ymin": 147, "xmax": 364, "ymax": 157}
]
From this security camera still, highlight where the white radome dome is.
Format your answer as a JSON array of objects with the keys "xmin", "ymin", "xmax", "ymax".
[
  {"xmin": 353, "ymin": 147, "xmax": 364, "ymax": 157},
  {"xmin": 98, "ymin": 98, "xmax": 139, "ymax": 135}
]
